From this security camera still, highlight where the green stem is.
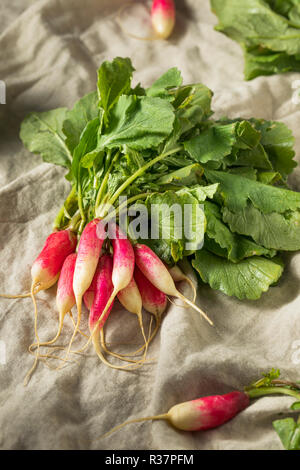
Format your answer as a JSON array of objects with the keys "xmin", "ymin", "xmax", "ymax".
[
  {"xmin": 95, "ymin": 150, "xmax": 120, "ymax": 209},
  {"xmin": 107, "ymin": 146, "xmax": 182, "ymax": 207},
  {"xmin": 77, "ymin": 168, "xmax": 85, "ymax": 234},
  {"xmin": 247, "ymin": 386, "xmax": 300, "ymax": 401},
  {"xmin": 53, "ymin": 185, "xmax": 76, "ymax": 230},
  {"xmin": 96, "ymin": 192, "xmax": 152, "ymax": 219}
]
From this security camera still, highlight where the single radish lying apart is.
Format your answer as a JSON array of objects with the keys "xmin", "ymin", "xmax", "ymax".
[
  {"xmin": 102, "ymin": 375, "xmax": 300, "ymax": 438},
  {"xmin": 102, "ymin": 391, "xmax": 250, "ymax": 438},
  {"xmin": 31, "ymin": 229, "xmax": 77, "ymax": 291},
  {"xmin": 134, "ymin": 244, "xmax": 213, "ymax": 326},
  {"xmin": 151, "ymin": 0, "xmax": 175, "ymax": 39}
]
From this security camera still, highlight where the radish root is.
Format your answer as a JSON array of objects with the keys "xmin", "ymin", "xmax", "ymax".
[{"xmin": 101, "ymin": 413, "xmax": 168, "ymax": 439}]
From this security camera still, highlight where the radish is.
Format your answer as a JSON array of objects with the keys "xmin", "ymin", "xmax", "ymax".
[
  {"xmin": 117, "ymin": 277, "xmax": 146, "ymax": 346},
  {"xmin": 31, "ymin": 229, "xmax": 77, "ymax": 292},
  {"xmin": 167, "ymin": 264, "xmax": 197, "ymax": 303},
  {"xmin": 83, "ymin": 270, "xmax": 146, "ymax": 365},
  {"xmin": 102, "ymin": 391, "xmax": 250, "ymax": 438},
  {"xmin": 24, "ymin": 229, "xmax": 77, "ymax": 384},
  {"xmin": 66, "ymin": 218, "xmax": 107, "ymax": 358},
  {"xmin": 134, "ymin": 244, "xmax": 213, "ymax": 326},
  {"xmin": 151, "ymin": 0, "xmax": 175, "ymax": 39},
  {"xmin": 29, "ymin": 253, "xmax": 77, "ymax": 355},
  {"xmin": 88, "ymin": 254, "xmax": 145, "ymax": 370},
  {"xmin": 89, "ymin": 223, "xmax": 135, "ymax": 340},
  {"xmin": 89, "ymin": 254, "xmax": 114, "ymax": 340},
  {"xmin": 134, "ymin": 265, "xmax": 167, "ymax": 317},
  {"xmin": 102, "ymin": 377, "xmax": 300, "ymax": 438},
  {"xmin": 134, "ymin": 265, "xmax": 167, "ymax": 350}
]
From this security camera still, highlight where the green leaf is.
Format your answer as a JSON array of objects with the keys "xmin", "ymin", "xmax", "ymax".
[
  {"xmin": 273, "ymin": 417, "xmax": 300, "ymax": 450},
  {"xmin": 184, "ymin": 123, "xmax": 238, "ymax": 166},
  {"xmin": 146, "ymin": 67, "xmax": 183, "ymax": 100},
  {"xmin": 20, "ymin": 108, "xmax": 71, "ymax": 169},
  {"xmin": 157, "ymin": 164, "xmax": 203, "ymax": 186},
  {"xmin": 250, "ymin": 119, "xmax": 297, "ymax": 178},
  {"xmin": 97, "ymin": 57, "xmax": 134, "ymax": 120},
  {"xmin": 204, "ymin": 201, "xmax": 277, "ymax": 262},
  {"xmin": 71, "ymin": 117, "xmax": 100, "ymax": 184},
  {"xmin": 223, "ymin": 204, "xmax": 300, "ymax": 251},
  {"xmin": 62, "ymin": 91, "xmax": 99, "ymax": 153},
  {"xmin": 97, "ymin": 95, "xmax": 175, "ymax": 151},
  {"xmin": 184, "ymin": 121, "xmax": 261, "ymax": 168},
  {"xmin": 204, "ymin": 169, "xmax": 300, "ymax": 213},
  {"xmin": 244, "ymin": 47, "xmax": 300, "ymax": 80},
  {"xmin": 192, "ymin": 249, "xmax": 284, "ymax": 300},
  {"xmin": 211, "ymin": 0, "xmax": 300, "ymax": 80},
  {"xmin": 211, "ymin": 0, "xmax": 300, "ymax": 56},
  {"xmin": 291, "ymin": 402, "xmax": 300, "ymax": 411},
  {"xmin": 145, "ymin": 189, "xmax": 206, "ymax": 262},
  {"xmin": 175, "ymin": 83, "xmax": 213, "ymax": 128}
]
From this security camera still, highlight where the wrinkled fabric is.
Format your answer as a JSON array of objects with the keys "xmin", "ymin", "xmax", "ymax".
[{"xmin": 0, "ymin": 0, "xmax": 300, "ymax": 451}]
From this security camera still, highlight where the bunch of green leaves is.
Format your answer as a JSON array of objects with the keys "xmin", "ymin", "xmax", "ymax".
[
  {"xmin": 211, "ymin": 0, "xmax": 300, "ymax": 80},
  {"xmin": 19, "ymin": 57, "xmax": 300, "ymax": 300}
]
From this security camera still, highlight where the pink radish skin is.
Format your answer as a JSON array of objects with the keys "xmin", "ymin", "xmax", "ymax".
[
  {"xmin": 102, "ymin": 391, "xmax": 250, "ymax": 438},
  {"xmin": 62, "ymin": 218, "xmax": 107, "ymax": 361},
  {"xmin": 28, "ymin": 253, "xmax": 78, "ymax": 354},
  {"xmin": 134, "ymin": 244, "xmax": 212, "ymax": 325},
  {"xmin": 73, "ymin": 218, "xmax": 106, "ymax": 308},
  {"xmin": 31, "ymin": 229, "xmax": 77, "ymax": 290},
  {"xmin": 89, "ymin": 255, "xmax": 114, "ymax": 334},
  {"xmin": 88, "ymin": 254, "xmax": 143, "ymax": 370},
  {"xmin": 151, "ymin": 0, "xmax": 175, "ymax": 39},
  {"xmin": 166, "ymin": 392, "xmax": 250, "ymax": 431},
  {"xmin": 134, "ymin": 266, "xmax": 167, "ymax": 317},
  {"xmin": 91, "ymin": 223, "xmax": 135, "ymax": 333},
  {"xmin": 56, "ymin": 253, "xmax": 77, "ymax": 326}
]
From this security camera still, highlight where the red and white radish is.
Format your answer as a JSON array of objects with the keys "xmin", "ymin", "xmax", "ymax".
[
  {"xmin": 117, "ymin": 277, "xmax": 147, "ymax": 347},
  {"xmin": 29, "ymin": 252, "xmax": 77, "ymax": 355},
  {"xmin": 134, "ymin": 265, "xmax": 167, "ymax": 318},
  {"xmin": 88, "ymin": 254, "xmax": 144, "ymax": 370},
  {"xmin": 31, "ymin": 229, "xmax": 77, "ymax": 292},
  {"xmin": 66, "ymin": 218, "xmax": 106, "ymax": 358},
  {"xmin": 167, "ymin": 265, "xmax": 197, "ymax": 303},
  {"xmin": 151, "ymin": 0, "xmax": 175, "ymax": 39},
  {"xmin": 134, "ymin": 265, "xmax": 167, "ymax": 350},
  {"xmin": 102, "ymin": 391, "xmax": 250, "ymax": 438},
  {"xmin": 89, "ymin": 223, "xmax": 135, "ymax": 339},
  {"xmin": 134, "ymin": 244, "xmax": 213, "ymax": 325},
  {"xmin": 24, "ymin": 229, "xmax": 77, "ymax": 384}
]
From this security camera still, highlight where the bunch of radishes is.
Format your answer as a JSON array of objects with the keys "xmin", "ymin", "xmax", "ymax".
[{"xmin": 21, "ymin": 216, "xmax": 212, "ymax": 380}]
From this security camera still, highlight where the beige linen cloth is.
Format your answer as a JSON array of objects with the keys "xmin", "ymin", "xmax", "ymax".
[{"xmin": 0, "ymin": 0, "xmax": 300, "ymax": 451}]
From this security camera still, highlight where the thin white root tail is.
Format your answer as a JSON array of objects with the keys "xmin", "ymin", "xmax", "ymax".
[
  {"xmin": 24, "ymin": 282, "xmax": 40, "ymax": 386},
  {"xmin": 101, "ymin": 413, "xmax": 168, "ymax": 439},
  {"xmin": 176, "ymin": 292, "xmax": 213, "ymax": 326}
]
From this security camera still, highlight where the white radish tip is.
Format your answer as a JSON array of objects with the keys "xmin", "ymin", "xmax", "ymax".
[{"xmin": 152, "ymin": 12, "xmax": 175, "ymax": 39}]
